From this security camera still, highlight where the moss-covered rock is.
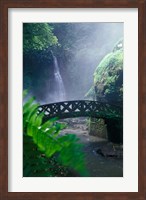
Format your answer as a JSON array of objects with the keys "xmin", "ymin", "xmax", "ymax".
[
  {"xmin": 94, "ymin": 45, "xmax": 123, "ymax": 102},
  {"xmin": 86, "ymin": 38, "xmax": 123, "ymax": 103},
  {"xmin": 86, "ymin": 39, "xmax": 123, "ymax": 143}
]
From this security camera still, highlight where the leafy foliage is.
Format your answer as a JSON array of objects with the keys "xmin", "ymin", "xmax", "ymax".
[
  {"xmin": 23, "ymin": 92, "xmax": 87, "ymax": 177},
  {"xmin": 23, "ymin": 23, "xmax": 58, "ymax": 52}
]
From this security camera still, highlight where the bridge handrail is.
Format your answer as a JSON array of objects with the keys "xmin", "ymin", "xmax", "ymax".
[{"xmin": 39, "ymin": 100, "xmax": 122, "ymax": 109}]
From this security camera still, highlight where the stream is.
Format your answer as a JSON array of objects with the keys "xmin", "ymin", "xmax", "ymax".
[{"xmin": 59, "ymin": 118, "xmax": 123, "ymax": 177}]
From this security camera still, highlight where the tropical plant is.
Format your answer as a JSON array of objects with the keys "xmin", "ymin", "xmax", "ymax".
[{"xmin": 23, "ymin": 91, "xmax": 88, "ymax": 177}]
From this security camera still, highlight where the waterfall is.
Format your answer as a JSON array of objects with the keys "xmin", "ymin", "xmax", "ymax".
[{"xmin": 52, "ymin": 55, "xmax": 66, "ymax": 102}]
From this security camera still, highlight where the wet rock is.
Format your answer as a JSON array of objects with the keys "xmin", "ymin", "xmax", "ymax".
[{"xmin": 95, "ymin": 143, "xmax": 123, "ymax": 158}]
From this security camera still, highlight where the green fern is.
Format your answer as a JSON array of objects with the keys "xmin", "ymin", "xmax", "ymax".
[{"xmin": 23, "ymin": 91, "xmax": 88, "ymax": 176}]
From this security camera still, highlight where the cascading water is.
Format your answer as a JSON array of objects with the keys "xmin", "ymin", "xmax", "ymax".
[{"xmin": 52, "ymin": 55, "xmax": 66, "ymax": 102}]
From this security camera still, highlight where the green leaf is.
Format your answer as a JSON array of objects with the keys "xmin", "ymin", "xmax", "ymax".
[
  {"xmin": 23, "ymin": 97, "xmax": 36, "ymax": 114},
  {"xmin": 24, "ymin": 103, "xmax": 39, "ymax": 122},
  {"xmin": 23, "ymin": 92, "xmax": 88, "ymax": 177}
]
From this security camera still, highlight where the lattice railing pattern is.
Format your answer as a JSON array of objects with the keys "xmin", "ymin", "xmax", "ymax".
[{"xmin": 38, "ymin": 100, "xmax": 122, "ymax": 121}]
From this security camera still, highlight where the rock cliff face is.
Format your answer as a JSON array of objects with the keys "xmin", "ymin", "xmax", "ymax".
[{"xmin": 86, "ymin": 39, "xmax": 123, "ymax": 143}]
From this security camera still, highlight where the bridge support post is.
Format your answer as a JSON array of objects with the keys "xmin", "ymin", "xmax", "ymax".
[{"xmin": 88, "ymin": 118, "xmax": 108, "ymax": 139}]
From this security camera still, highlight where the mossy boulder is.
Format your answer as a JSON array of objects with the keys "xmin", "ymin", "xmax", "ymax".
[
  {"xmin": 86, "ymin": 39, "xmax": 123, "ymax": 104},
  {"xmin": 86, "ymin": 39, "xmax": 123, "ymax": 143},
  {"xmin": 94, "ymin": 49, "xmax": 123, "ymax": 102}
]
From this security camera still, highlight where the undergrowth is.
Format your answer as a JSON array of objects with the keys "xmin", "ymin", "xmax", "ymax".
[{"xmin": 23, "ymin": 91, "xmax": 88, "ymax": 177}]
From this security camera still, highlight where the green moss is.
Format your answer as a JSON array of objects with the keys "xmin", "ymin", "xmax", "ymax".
[
  {"xmin": 85, "ymin": 39, "xmax": 123, "ymax": 102},
  {"xmin": 94, "ymin": 49, "xmax": 123, "ymax": 85}
]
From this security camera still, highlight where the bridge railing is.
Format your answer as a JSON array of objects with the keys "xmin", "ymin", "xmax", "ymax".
[{"xmin": 37, "ymin": 100, "xmax": 122, "ymax": 121}]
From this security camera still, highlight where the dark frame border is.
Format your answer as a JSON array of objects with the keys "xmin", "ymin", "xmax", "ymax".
[{"xmin": 0, "ymin": 0, "xmax": 145, "ymax": 199}]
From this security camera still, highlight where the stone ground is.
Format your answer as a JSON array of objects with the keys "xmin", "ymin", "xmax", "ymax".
[{"xmin": 59, "ymin": 118, "xmax": 123, "ymax": 177}]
